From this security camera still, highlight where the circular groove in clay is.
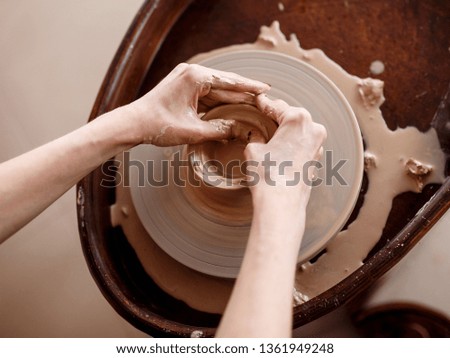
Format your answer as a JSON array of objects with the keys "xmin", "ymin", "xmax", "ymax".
[
  {"xmin": 190, "ymin": 104, "xmax": 276, "ymax": 189},
  {"xmin": 129, "ymin": 50, "xmax": 364, "ymax": 278}
]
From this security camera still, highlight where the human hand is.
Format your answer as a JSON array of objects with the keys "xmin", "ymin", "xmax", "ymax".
[
  {"xmin": 244, "ymin": 95, "xmax": 327, "ymax": 200},
  {"xmin": 130, "ymin": 63, "xmax": 270, "ymax": 146},
  {"xmin": 217, "ymin": 97, "xmax": 326, "ymax": 338}
]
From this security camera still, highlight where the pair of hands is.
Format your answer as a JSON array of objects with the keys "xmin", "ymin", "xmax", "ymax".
[
  {"xmin": 0, "ymin": 61, "xmax": 326, "ymax": 336},
  {"xmin": 131, "ymin": 63, "xmax": 326, "ymax": 193}
]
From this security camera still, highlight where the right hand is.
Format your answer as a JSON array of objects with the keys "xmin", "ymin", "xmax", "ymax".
[{"xmin": 244, "ymin": 94, "xmax": 327, "ymax": 199}]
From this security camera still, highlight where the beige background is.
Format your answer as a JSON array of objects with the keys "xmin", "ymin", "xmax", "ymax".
[
  {"xmin": 0, "ymin": 0, "xmax": 448, "ymax": 338},
  {"xmin": 0, "ymin": 0, "xmax": 146, "ymax": 337}
]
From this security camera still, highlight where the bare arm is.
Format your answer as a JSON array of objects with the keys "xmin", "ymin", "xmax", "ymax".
[
  {"xmin": 0, "ymin": 107, "xmax": 136, "ymax": 241},
  {"xmin": 0, "ymin": 64, "xmax": 269, "ymax": 242},
  {"xmin": 216, "ymin": 95, "xmax": 326, "ymax": 337}
]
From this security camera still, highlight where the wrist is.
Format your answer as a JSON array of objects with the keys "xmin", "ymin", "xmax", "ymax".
[
  {"xmin": 115, "ymin": 102, "xmax": 148, "ymax": 146},
  {"xmin": 84, "ymin": 104, "xmax": 146, "ymax": 160},
  {"xmin": 249, "ymin": 186, "xmax": 309, "ymax": 245},
  {"xmin": 97, "ymin": 102, "xmax": 153, "ymax": 149},
  {"xmin": 250, "ymin": 181, "xmax": 311, "ymax": 209}
]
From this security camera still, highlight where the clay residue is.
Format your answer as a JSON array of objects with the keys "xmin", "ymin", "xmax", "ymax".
[
  {"xmin": 364, "ymin": 152, "xmax": 377, "ymax": 170},
  {"xmin": 369, "ymin": 60, "xmax": 385, "ymax": 76},
  {"xmin": 190, "ymin": 330, "xmax": 204, "ymax": 338},
  {"xmin": 209, "ymin": 118, "xmax": 234, "ymax": 135},
  {"xmin": 358, "ymin": 78, "xmax": 385, "ymax": 108},
  {"xmin": 404, "ymin": 158, "xmax": 433, "ymax": 192},
  {"xmin": 115, "ymin": 21, "xmax": 446, "ymax": 313},
  {"xmin": 293, "ymin": 288, "xmax": 309, "ymax": 306}
]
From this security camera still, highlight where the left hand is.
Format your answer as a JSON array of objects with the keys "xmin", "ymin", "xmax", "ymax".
[{"xmin": 130, "ymin": 63, "xmax": 271, "ymax": 146}]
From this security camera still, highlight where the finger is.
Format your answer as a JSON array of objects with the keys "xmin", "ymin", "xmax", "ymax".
[
  {"xmin": 155, "ymin": 63, "xmax": 191, "ymax": 86},
  {"xmin": 255, "ymin": 94, "xmax": 290, "ymax": 125},
  {"xmin": 207, "ymin": 68, "xmax": 270, "ymax": 94},
  {"xmin": 197, "ymin": 90, "xmax": 257, "ymax": 112},
  {"xmin": 194, "ymin": 119, "xmax": 235, "ymax": 143},
  {"xmin": 315, "ymin": 123, "xmax": 328, "ymax": 143},
  {"xmin": 203, "ymin": 89, "xmax": 257, "ymax": 106},
  {"xmin": 315, "ymin": 146, "xmax": 324, "ymax": 161}
]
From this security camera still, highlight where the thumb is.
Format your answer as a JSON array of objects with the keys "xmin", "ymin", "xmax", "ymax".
[{"xmin": 198, "ymin": 119, "xmax": 235, "ymax": 142}]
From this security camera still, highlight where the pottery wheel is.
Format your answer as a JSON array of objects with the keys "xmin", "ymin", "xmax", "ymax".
[{"xmin": 129, "ymin": 50, "xmax": 363, "ymax": 278}]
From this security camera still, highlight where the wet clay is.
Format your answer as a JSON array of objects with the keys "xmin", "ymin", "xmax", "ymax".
[
  {"xmin": 112, "ymin": 22, "xmax": 445, "ymax": 313},
  {"xmin": 185, "ymin": 104, "xmax": 277, "ymax": 225}
]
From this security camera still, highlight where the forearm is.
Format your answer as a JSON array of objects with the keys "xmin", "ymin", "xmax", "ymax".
[
  {"xmin": 216, "ymin": 187, "xmax": 309, "ymax": 337},
  {"xmin": 0, "ymin": 63, "xmax": 270, "ymax": 243},
  {"xmin": 0, "ymin": 104, "xmax": 143, "ymax": 242}
]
